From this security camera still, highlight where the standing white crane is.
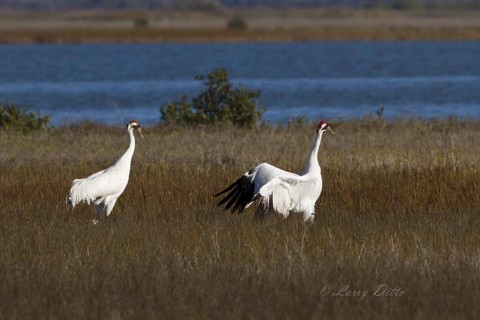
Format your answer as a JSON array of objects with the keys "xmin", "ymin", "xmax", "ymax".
[
  {"xmin": 215, "ymin": 120, "xmax": 334, "ymax": 222},
  {"xmin": 66, "ymin": 120, "xmax": 143, "ymax": 224}
]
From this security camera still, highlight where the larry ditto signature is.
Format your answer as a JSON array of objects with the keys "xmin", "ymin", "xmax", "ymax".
[{"xmin": 321, "ymin": 284, "xmax": 405, "ymax": 301}]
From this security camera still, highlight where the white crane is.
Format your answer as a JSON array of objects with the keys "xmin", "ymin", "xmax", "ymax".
[
  {"xmin": 66, "ymin": 120, "xmax": 143, "ymax": 224},
  {"xmin": 215, "ymin": 120, "xmax": 334, "ymax": 222}
]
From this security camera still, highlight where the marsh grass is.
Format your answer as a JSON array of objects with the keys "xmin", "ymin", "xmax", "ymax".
[{"xmin": 1, "ymin": 118, "xmax": 480, "ymax": 318}]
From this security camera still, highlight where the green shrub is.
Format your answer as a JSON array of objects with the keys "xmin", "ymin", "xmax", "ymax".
[
  {"xmin": 160, "ymin": 67, "xmax": 265, "ymax": 128},
  {"xmin": 0, "ymin": 100, "xmax": 49, "ymax": 133},
  {"xmin": 391, "ymin": 0, "xmax": 420, "ymax": 10},
  {"xmin": 133, "ymin": 17, "xmax": 149, "ymax": 28},
  {"xmin": 227, "ymin": 16, "xmax": 247, "ymax": 30}
]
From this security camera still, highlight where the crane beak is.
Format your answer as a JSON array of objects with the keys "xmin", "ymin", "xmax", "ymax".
[
  {"xmin": 327, "ymin": 127, "xmax": 335, "ymax": 135},
  {"xmin": 137, "ymin": 127, "xmax": 145, "ymax": 140}
]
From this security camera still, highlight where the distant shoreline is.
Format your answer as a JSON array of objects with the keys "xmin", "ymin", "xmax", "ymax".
[
  {"xmin": 2, "ymin": 27, "xmax": 480, "ymax": 44},
  {"xmin": 1, "ymin": 8, "xmax": 480, "ymax": 43}
]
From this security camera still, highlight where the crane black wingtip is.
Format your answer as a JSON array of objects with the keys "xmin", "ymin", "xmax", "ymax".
[
  {"xmin": 214, "ymin": 176, "xmax": 244, "ymax": 197},
  {"xmin": 215, "ymin": 173, "xmax": 255, "ymax": 214}
]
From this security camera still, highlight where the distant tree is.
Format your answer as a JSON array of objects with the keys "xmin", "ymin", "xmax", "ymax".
[
  {"xmin": 133, "ymin": 17, "xmax": 149, "ymax": 28},
  {"xmin": 391, "ymin": 0, "xmax": 419, "ymax": 9},
  {"xmin": 227, "ymin": 16, "xmax": 247, "ymax": 30}
]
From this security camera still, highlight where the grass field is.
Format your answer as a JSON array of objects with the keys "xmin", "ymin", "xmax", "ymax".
[
  {"xmin": 1, "ymin": 8, "xmax": 480, "ymax": 43},
  {"xmin": 0, "ymin": 117, "xmax": 479, "ymax": 318}
]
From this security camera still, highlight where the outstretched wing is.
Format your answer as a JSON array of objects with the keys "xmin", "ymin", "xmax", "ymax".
[
  {"xmin": 214, "ymin": 171, "xmax": 255, "ymax": 214},
  {"xmin": 214, "ymin": 163, "xmax": 297, "ymax": 214}
]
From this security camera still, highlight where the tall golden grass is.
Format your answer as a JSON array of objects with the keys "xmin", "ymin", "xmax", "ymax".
[{"xmin": 1, "ymin": 118, "xmax": 479, "ymax": 318}]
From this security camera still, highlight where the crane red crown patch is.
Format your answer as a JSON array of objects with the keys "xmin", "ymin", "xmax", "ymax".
[
  {"xmin": 317, "ymin": 120, "xmax": 328, "ymax": 129},
  {"xmin": 126, "ymin": 120, "xmax": 140, "ymax": 129}
]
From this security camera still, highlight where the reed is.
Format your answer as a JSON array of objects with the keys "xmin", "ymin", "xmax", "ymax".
[{"xmin": 1, "ymin": 118, "xmax": 479, "ymax": 318}]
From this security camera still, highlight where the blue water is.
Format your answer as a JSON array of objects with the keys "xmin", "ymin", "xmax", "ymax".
[{"xmin": 1, "ymin": 42, "xmax": 480, "ymax": 126}]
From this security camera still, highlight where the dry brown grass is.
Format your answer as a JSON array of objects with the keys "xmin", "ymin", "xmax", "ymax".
[
  {"xmin": 1, "ymin": 118, "xmax": 480, "ymax": 319},
  {"xmin": 1, "ymin": 8, "xmax": 480, "ymax": 43}
]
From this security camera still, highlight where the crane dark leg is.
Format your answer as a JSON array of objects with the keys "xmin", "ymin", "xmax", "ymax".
[{"xmin": 94, "ymin": 203, "xmax": 105, "ymax": 225}]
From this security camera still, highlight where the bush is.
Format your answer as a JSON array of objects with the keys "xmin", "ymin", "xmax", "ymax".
[
  {"xmin": 227, "ymin": 16, "xmax": 247, "ymax": 30},
  {"xmin": 0, "ymin": 100, "xmax": 49, "ymax": 133},
  {"xmin": 133, "ymin": 17, "xmax": 149, "ymax": 28},
  {"xmin": 391, "ymin": 0, "xmax": 419, "ymax": 10},
  {"xmin": 160, "ymin": 67, "xmax": 265, "ymax": 128}
]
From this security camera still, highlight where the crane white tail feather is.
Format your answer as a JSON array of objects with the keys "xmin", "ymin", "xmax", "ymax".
[
  {"xmin": 67, "ymin": 167, "xmax": 128, "ymax": 208},
  {"xmin": 67, "ymin": 178, "xmax": 98, "ymax": 209}
]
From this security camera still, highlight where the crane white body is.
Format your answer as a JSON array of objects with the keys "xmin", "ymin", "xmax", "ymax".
[
  {"xmin": 66, "ymin": 120, "xmax": 142, "ymax": 223},
  {"xmin": 215, "ymin": 121, "xmax": 333, "ymax": 222}
]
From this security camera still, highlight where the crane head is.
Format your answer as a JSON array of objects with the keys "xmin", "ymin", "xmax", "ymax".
[
  {"xmin": 127, "ymin": 120, "xmax": 144, "ymax": 139},
  {"xmin": 317, "ymin": 120, "xmax": 335, "ymax": 135}
]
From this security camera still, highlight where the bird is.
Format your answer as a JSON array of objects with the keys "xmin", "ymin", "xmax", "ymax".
[
  {"xmin": 66, "ymin": 120, "xmax": 143, "ymax": 224},
  {"xmin": 215, "ymin": 120, "xmax": 334, "ymax": 222}
]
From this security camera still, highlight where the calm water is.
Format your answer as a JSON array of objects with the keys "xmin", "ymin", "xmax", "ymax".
[{"xmin": 1, "ymin": 42, "xmax": 480, "ymax": 126}]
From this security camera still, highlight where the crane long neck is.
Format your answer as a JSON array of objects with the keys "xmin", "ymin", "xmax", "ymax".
[
  {"xmin": 303, "ymin": 130, "xmax": 323, "ymax": 175},
  {"xmin": 116, "ymin": 128, "xmax": 135, "ymax": 168}
]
